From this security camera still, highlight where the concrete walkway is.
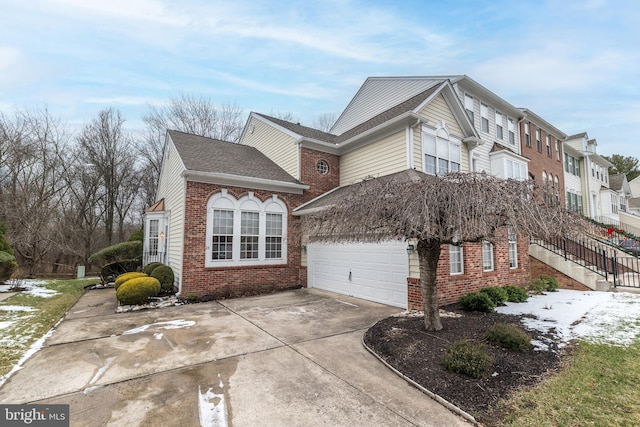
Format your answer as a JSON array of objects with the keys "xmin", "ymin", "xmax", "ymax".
[{"xmin": 0, "ymin": 288, "xmax": 470, "ymax": 426}]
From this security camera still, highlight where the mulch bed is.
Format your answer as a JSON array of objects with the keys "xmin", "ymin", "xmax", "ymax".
[{"xmin": 364, "ymin": 304, "xmax": 570, "ymax": 424}]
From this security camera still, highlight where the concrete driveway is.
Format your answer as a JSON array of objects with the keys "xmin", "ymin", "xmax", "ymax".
[{"xmin": 0, "ymin": 288, "xmax": 470, "ymax": 426}]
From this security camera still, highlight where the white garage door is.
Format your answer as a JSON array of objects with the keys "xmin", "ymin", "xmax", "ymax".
[{"xmin": 307, "ymin": 241, "xmax": 408, "ymax": 308}]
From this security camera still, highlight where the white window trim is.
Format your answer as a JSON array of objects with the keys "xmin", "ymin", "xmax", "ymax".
[
  {"xmin": 495, "ymin": 111, "xmax": 503, "ymax": 140},
  {"xmin": 480, "ymin": 103, "xmax": 489, "ymax": 133},
  {"xmin": 205, "ymin": 190, "xmax": 287, "ymax": 267},
  {"xmin": 422, "ymin": 123, "xmax": 462, "ymax": 175},
  {"xmin": 508, "ymin": 227, "xmax": 518, "ymax": 269},
  {"xmin": 449, "ymin": 244, "xmax": 464, "ymax": 275},
  {"xmin": 482, "ymin": 241, "xmax": 494, "ymax": 272}
]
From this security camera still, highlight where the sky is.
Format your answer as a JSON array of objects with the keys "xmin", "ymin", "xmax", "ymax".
[{"xmin": 1, "ymin": 0, "xmax": 639, "ymax": 157}]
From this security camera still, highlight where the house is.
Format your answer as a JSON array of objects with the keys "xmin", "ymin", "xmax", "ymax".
[
  {"xmin": 562, "ymin": 133, "xmax": 614, "ymax": 220},
  {"xmin": 519, "ymin": 109, "xmax": 566, "ymax": 207},
  {"xmin": 144, "ymin": 77, "xmax": 546, "ymax": 309}
]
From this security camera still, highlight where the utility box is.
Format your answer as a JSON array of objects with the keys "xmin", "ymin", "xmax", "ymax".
[{"xmin": 77, "ymin": 266, "xmax": 85, "ymax": 279}]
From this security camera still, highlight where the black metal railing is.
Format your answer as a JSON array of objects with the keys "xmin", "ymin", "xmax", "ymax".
[{"xmin": 533, "ymin": 235, "xmax": 640, "ymax": 288}]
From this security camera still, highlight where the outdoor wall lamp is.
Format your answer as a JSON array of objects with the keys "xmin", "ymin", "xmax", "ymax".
[
  {"xmin": 406, "ymin": 244, "xmax": 415, "ymax": 254},
  {"xmin": 301, "ymin": 245, "xmax": 307, "ymax": 252},
  {"xmin": 159, "ymin": 232, "xmax": 165, "ymax": 239}
]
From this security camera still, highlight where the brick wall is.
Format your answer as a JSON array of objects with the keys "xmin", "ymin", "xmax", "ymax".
[
  {"xmin": 299, "ymin": 147, "xmax": 340, "ymax": 202},
  {"xmin": 408, "ymin": 236, "xmax": 531, "ymax": 309},
  {"xmin": 181, "ymin": 181, "xmax": 306, "ymax": 299},
  {"xmin": 520, "ymin": 120, "xmax": 566, "ymax": 207},
  {"xmin": 529, "ymin": 256, "xmax": 591, "ymax": 291}
]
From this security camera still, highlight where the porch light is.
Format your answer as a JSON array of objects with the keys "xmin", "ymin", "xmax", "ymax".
[
  {"xmin": 159, "ymin": 232, "xmax": 165, "ymax": 239},
  {"xmin": 406, "ymin": 244, "xmax": 415, "ymax": 254}
]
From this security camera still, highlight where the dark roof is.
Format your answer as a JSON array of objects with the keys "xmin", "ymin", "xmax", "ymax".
[
  {"xmin": 254, "ymin": 113, "xmax": 337, "ymax": 143},
  {"xmin": 609, "ymin": 173, "xmax": 626, "ymax": 192},
  {"xmin": 168, "ymin": 130, "xmax": 300, "ymax": 184},
  {"xmin": 255, "ymin": 81, "xmax": 443, "ymax": 146},
  {"xmin": 295, "ymin": 169, "xmax": 425, "ymax": 213}
]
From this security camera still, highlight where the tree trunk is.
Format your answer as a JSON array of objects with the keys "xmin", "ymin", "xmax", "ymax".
[{"xmin": 417, "ymin": 239, "xmax": 443, "ymax": 331}]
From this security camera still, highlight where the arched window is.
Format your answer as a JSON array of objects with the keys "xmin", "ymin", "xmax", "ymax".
[
  {"xmin": 542, "ymin": 171, "xmax": 548, "ymax": 204},
  {"xmin": 206, "ymin": 190, "xmax": 287, "ymax": 267},
  {"xmin": 423, "ymin": 122, "xmax": 461, "ymax": 175}
]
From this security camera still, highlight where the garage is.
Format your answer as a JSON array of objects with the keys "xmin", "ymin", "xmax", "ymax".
[{"xmin": 307, "ymin": 241, "xmax": 409, "ymax": 308}]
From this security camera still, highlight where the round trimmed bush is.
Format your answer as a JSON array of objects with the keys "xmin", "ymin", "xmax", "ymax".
[
  {"xmin": 539, "ymin": 275, "xmax": 560, "ymax": 292},
  {"xmin": 143, "ymin": 262, "xmax": 164, "ymax": 275},
  {"xmin": 150, "ymin": 265, "xmax": 175, "ymax": 292},
  {"xmin": 459, "ymin": 292, "xmax": 496, "ymax": 312},
  {"xmin": 503, "ymin": 285, "xmax": 529, "ymax": 303},
  {"xmin": 480, "ymin": 286, "xmax": 509, "ymax": 306},
  {"xmin": 116, "ymin": 276, "xmax": 161, "ymax": 305},
  {"xmin": 441, "ymin": 340, "xmax": 493, "ymax": 379},
  {"xmin": 114, "ymin": 272, "xmax": 147, "ymax": 290},
  {"xmin": 485, "ymin": 323, "xmax": 531, "ymax": 352}
]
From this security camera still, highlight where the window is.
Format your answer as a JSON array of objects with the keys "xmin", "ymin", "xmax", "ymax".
[
  {"xmin": 620, "ymin": 195, "xmax": 627, "ymax": 212},
  {"xmin": 449, "ymin": 245, "xmax": 464, "ymax": 275},
  {"xmin": 555, "ymin": 140, "xmax": 560, "ymax": 160},
  {"xmin": 611, "ymin": 194, "xmax": 618, "ymax": 214},
  {"xmin": 495, "ymin": 111, "xmax": 503, "ymax": 140},
  {"xmin": 464, "ymin": 94, "xmax": 474, "ymax": 123},
  {"xmin": 566, "ymin": 191, "xmax": 583, "ymax": 214},
  {"xmin": 554, "ymin": 175, "xmax": 559, "ymax": 206},
  {"xmin": 212, "ymin": 210, "xmax": 234, "ymax": 260},
  {"xmin": 546, "ymin": 135, "xmax": 551, "ymax": 157},
  {"xmin": 508, "ymin": 227, "xmax": 518, "ymax": 269},
  {"xmin": 536, "ymin": 129, "xmax": 541, "ymax": 152},
  {"xmin": 316, "ymin": 160, "xmax": 329, "ymax": 175},
  {"xmin": 423, "ymin": 127, "xmax": 461, "ymax": 175},
  {"xmin": 524, "ymin": 123, "xmax": 530, "ymax": 146},
  {"xmin": 149, "ymin": 219, "xmax": 159, "ymax": 256},
  {"xmin": 482, "ymin": 242, "xmax": 494, "ymax": 272},
  {"xmin": 206, "ymin": 191, "xmax": 287, "ymax": 267},
  {"xmin": 564, "ymin": 153, "xmax": 580, "ymax": 176},
  {"xmin": 481, "ymin": 103, "xmax": 489, "ymax": 133},
  {"xmin": 508, "ymin": 118, "xmax": 515, "ymax": 144},
  {"xmin": 542, "ymin": 171, "xmax": 548, "ymax": 204},
  {"xmin": 265, "ymin": 213, "xmax": 283, "ymax": 258},
  {"xmin": 506, "ymin": 159, "xmax": 527, "ymax": 180}
]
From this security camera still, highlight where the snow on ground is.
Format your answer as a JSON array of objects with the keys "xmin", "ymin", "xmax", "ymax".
[
  {"xmin": 497, "ymin": 289, "xmax": 640, "ymax": 349},
  {"xmin": 122, "ymin": 320, "xmax": 196, "ymax": 335},
  {"xmin": 0, "ymin": 279, "xmax": 58, "ymax": 298}
]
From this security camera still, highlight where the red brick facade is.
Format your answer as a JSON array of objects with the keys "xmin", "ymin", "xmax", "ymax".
[
  {"xmin": 407, "ymin": 236, "xmax": 531, "ymax": 309},
  {"xmin": 181, "ymin": 181, "xmax": 306, "ymax": 299},
  {"xmin": 520, "ymin": 120, "xmax": 566, "ymax": 207},
  {"xmin": 299, "ymin": 147, "xmax": 340, "ymax": 202},
  {"xmin": 529, "ymin": 256, "xmax": 591, "ymax": 291}
]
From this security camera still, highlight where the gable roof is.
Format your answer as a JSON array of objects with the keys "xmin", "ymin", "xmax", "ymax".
[
  {"xmin": 167, "ymin": 130, "xmax": 305, "ymax": 188},
  {"xmin": 609, "ymin": 174, "xmax": 626, "ymax": 191},
  {"xmin": 250, "ymin": 80, "xmax": 478, "ymax": 155}
]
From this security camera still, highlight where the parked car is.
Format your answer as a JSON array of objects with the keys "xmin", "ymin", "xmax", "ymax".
[{"xmin": 619, "ymin": 238, "xmax": 640, "ymax": 254}]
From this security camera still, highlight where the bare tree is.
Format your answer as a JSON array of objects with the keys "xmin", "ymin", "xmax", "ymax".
[
  {"xmin": 303, "ymin": 171, "xmax": 581, "ymax": 331},
  {"xmin": 77, "ymin": 108, "xmax": 135, "ymax": 246},
  {"xmin": 0, "ymin": 108, "xmax": 71, "ymax": 276},
  {"xmin": 138, "ymin": 94, "xmax": 244, "ymax": 206},
  {"xmin": 312, "ymin": 112, "xmax": 336, "ymax": 133}
]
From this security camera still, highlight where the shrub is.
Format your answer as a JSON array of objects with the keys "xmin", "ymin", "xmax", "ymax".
[
  {"xmin": 0, "ymin": 224, "xmax": 14, "ymax": 256},
  {"xmin": 459, "ymin": 292, "xmax": 496, "ymax": 312},
  {"xmin": 143, "ymin": 262, "xmax": 164, "ymax": 275},
  {"xmin": 442, "ymin": 340, "xmax": 493, "ymax": 379},
  {"xmin": 116, "ymin": 276, "xmax": 161, "ymax": 305},
  {"xmin": 114, "ymin": 272, "xmax": 147, "ymax": 290},
  {"xmin": 127, "ymin": 230, "xmax": 144, "ymax": 242},
  {"xmin": 100, "ymin": 258, "xmax": 142, "ymax": 283},
  {"xmin": 88, "ymin": 240, "xmax": 143, "ymax": 266},
  {"xmin": 529, "ymin": 275, "xmax": 560, "ymax": 294},
  {"xmin": 150, "ymin": 265, "xmax": 175, "ymax": 292},
  {"xmin": 485, "ymin": 323, "xmax": 531, "ymax": 352},
  {"xmin": 0, "ymin": 251, "xmax": 17, "ymax": 283},
  {"xmin": 503, "ymin": 285, "xmax": 529, "ymax": 303},
  {"xmin": 539, "ymin": 275, "xmax": 560, "ymax": 292},
  {"xmin": 480, "ymin": 286, "xmax": 509, "ymax": 306}
]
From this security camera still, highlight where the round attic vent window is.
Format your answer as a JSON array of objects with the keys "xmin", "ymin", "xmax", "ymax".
[{"xmin": 316, "ymin": 160, "xmax": 329, "ymax": 175}]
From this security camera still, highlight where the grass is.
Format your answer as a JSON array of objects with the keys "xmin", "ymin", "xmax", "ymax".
[
  {"xmin": 0, "ymin": 278, "xmax": 97, "ymax": 377},
  {"xmin": 494, "ymin": 340, "xmax": 640, "ymax": 426}
]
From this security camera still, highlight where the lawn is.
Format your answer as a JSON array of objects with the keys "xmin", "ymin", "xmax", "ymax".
[{"xmin": 0, "ymin": 278, "xmax": 97, "ymax": 378}]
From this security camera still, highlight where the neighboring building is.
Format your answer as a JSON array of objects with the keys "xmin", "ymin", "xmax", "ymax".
[
  {"xmin": 602, "ymin": 173, "xmax": 631, "ymax": 222},
  {"xmin": 563, "ymin": 133, "xmax": 614, "ymax": 220},
  {"xmin": 519, "ymin": 109, "xmax": 566, "ymax": 207},
  {"xmin": 145, "ymin": 77, "xmax": 533, "ymax": 309}
]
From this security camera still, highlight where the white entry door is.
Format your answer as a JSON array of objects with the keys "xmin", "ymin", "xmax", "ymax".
[{"xmin": 307, "ymin": 241, "xmax": 408, "ymax": 308}]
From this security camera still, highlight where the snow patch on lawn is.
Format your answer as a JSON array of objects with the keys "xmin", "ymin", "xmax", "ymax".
[
  {"xmin": 0, "ymin": 279, "xmax": 58, "ymax": 298},
  {"xmin": 497, "ymin": 290, "xmax": 640, "ymax": 349},
  {"xmin": 0, "ymin": 306, "xmax": 35, "ymax": 312}
]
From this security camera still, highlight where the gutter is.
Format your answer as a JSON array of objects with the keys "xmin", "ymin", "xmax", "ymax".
[{"xmin": 183, "ymin": 170, "xmax": 310, "ymax": 194}]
